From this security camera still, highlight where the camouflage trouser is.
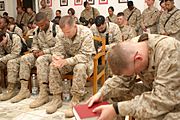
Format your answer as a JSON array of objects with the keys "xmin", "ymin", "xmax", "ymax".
[
  {"xmin": 49, "ymin": 63, "xmax": 88, "ymax": 96},
  {"xmin": 103, "ymin": 77, "xmax": 180, "ymax": 120},
  {"xmin": 136, "ymin": 108, "xmax": 180, "ymax": 120},
  {"xmin": 19, "ymin": 53, "xmax": 52, "ymax": 84},
  {"xmin": 103, "ymin": 80, "xmax": 150, "ymax": 102},
  {"xmin": 148, "ymin": 25, "xmax": 158, "ymax": 34},
  {"xmin": 7, "ymin": 58, "xmax": 21, "ymax": 83},
  {"xmin": 169, "ymin": 31, "xmax": 180, "ymax": 41},
  {"xmin": 102, "ymin": 79, "xmax": 150, "ymax": 120},
  {"xmin": 162, "ymin": 104, "xmax": 180, "ymax": 120},
  {"xmin": 163, "ymin": 112, "xmax": 180, "ymax": 120}
]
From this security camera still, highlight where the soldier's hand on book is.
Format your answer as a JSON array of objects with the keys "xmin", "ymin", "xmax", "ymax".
[
  {"xmin": 86, "ymin": 92, "xmax": 103, "ymax": 107},
  {"xmin": 93, "ymin": 104, "xmax": 116, "ymax": 120}
]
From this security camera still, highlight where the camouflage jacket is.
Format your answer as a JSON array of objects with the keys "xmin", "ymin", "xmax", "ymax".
[
  {"xmin": 53, "ymin": 25, "xmax": 96, "ymax": 76},
  {"xmin": 0, "ymin": 33, "xmax": 22, "ymax": 64},
  {"xmin": 32, "ymin": 22, "xmax": 60, "ymax": 54},
  {"xmin": 99, "ymin": 34, "xmax": 180, "ymax": 119}
]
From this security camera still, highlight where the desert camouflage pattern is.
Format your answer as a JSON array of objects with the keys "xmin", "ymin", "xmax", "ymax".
[
  {"xmin": 141, "ymin": 6, "xmax": 160, "ymax": 34},
  {"xmin": 98, "ymin": 34, "xmax": 180, "ymax": 119},
  {"xmin": 49, "ymin": 25, "xmax": 96, "ymax": 96}
]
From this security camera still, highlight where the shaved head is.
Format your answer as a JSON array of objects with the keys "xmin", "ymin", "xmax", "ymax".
[
  {"xmin": 108, "ymin": 42, "xmax": 136, "ymax": 75},
  {"xmin": 108, "ymin": 40, "xmax": 149, "ymax": 76}
]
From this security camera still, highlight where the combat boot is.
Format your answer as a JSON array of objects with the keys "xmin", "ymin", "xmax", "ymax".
[
  {"xmin": 65, "ymin": 95, "xmax": 80, "ymax": 118},
  {"xmin": 46, "ymin": 94, "xmax": 62, "ymax": 114},
  {"xmin": 0, "ymin": 82, "xmax": 16, "ymax": 101},
  {"xmin": 29, "ymin": 83, "xmax": 49, "ymax": 108},
  {"xmin": 11, "ymin": 80, "xmax": 30, "ymax": 103}
]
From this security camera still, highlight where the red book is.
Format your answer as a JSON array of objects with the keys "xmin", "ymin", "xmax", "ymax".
[{"xmin": 73, "ymin": 101, "xmax": 109, "ymax": 120}]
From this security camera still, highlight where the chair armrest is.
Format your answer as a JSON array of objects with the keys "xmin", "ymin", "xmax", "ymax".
[{"xmin": 93, "ymin": 52, "xmax": 106, "ymax": 61}]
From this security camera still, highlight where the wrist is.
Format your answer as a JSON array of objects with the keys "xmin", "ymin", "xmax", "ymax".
[
  {"xmin": 113, "ymin": 102, "xmax": 119, "ymax": 115},
  {"xmin": 96, "ymin": 92, "xmax": 102, "ymax": 99}
]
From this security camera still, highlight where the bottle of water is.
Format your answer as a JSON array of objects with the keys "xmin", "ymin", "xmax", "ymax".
[
  {"xmin": 31, "ymin": 74, "xmax": 38, "ymax": 96},
  {"xmin": 62, "ymin": 79, "xmax": 71, "ymax": 102}
]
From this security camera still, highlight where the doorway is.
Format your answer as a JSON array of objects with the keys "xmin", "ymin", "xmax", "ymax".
[{"xmin": 17, "ymin": 0, "xmax": 36, "ymax": 11}]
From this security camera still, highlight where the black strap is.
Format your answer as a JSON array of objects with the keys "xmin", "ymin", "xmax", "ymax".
[
  {"xmin": 12, "ymin": 26, "xmax": 16, "ymax": 32},
  {"xmin": 107, "ymin": 17, "xmax": 111, "ymax": 22},
  {"xmin": 106, "ymin": 33, "xmax": 109, "ymax": 45},
  {"xmin": 7, "ymin": 31, "xmax": 14, "ymax": 41},
  {"xmin": 28, "ymin": 15, "xmax": 34, "ymax": 23},
  {"xmin": 52, "ymin": 23, "xmax": 56, "ymax": 37},
  {"xmin": 164, "ymin": 9, "xmax": 179, "ymax": 27},
  {"xmin": 20, "ymin": 79, "xmax": 28, "ymax": 81},
  {"xmin": 113, "ymin": 103, "xmax": 119, "ymax": 115},
  {"xmin": 35, "ymin": 23, "xmax": 56, "ymax": 37},
  {"xmin": 92, "ymin": 7, "xmax": 95, "ymax": 19},
  {"xmin": 20, "ymin": 13, "xmax": 25, "ymax": 24},
  {"xmin": 7, "ymin": 31, "xmax": 28, "ymax": 55},
  {"xmin": 42, "ymin": 82, "xmax": 48, "ymax": 85},
  {"xmin": 127, "ymin": 8, "xmax": 136, "ymax": 21}
]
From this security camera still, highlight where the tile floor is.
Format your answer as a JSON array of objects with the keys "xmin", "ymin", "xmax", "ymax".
[
  {"xmin": 0, "ymin": 85, "xmax": 130, "ymax": 120},
  {"xmin": 0, "ymin": 86, "xmax": 93, "ymax": 120}
]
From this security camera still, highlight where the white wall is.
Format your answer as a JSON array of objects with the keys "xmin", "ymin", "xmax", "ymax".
[
  {"xmin": 0, "ymin": 0, "xmax": 17, "ymax": 18},
  {"xmin": 1, "ymin": 0, "xmax": 180, "ymax": 19},
  {"xmin": 50, "ymin": 0, "xmax": 146, "ymax": 19},
  {"xmin": 47, "ymin": 0, "xmax": 180, "ymax": 20}
]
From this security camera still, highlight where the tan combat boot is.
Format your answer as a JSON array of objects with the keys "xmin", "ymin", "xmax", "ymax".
[
  {"xmin": 10, "ymin": 80, "xmax": 30, "ymax": 103},
  {"xmin": 46, "ymin": 94, "xmax": 62, "ymax": 114},
  {"xmin": 0, "ymin": 82, "xmax": 16, "ymax": 101},
  {"xmin": 29, "ymin": 84, "xmax": 49, "ymax": 108},
  {"xmin": 65, "ymin": 95, "xmax": 80, "ymax": 118}
]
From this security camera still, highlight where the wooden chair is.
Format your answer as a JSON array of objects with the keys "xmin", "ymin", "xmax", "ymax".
[
  {"xmin": 62, "ymin": 36, "xmax": 106, "ymax": 94},
  {"xmin": 129, "ymin": 116, "xmax": 135, "ymax": 120}
]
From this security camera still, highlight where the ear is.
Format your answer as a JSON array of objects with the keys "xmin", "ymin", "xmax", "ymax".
[
  {"xmin": 74, "ymin": 24, "xmax": 77, "ymax": 29},
  {"xmin": 134, "ymin": 54, "xmax": 143, "ymax": 61}
]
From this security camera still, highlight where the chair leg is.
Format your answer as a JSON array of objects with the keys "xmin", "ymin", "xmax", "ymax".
[
  {"xmin": 93, "ymin": 75, "xmax": 98, "ymax": 95},
  {"xmin": 129, "ymin": 116, "xmax": 135, "ymax": 120},
  {"xmin": 101, "ymin": 74, "xmax": 105, "ymax": 86}
]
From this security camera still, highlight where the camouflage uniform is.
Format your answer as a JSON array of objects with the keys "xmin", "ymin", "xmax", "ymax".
[
  {"xmin": 0, "ymin": 33, "xmax": 21, "ymax": 92},
  {"xmin": 119, "ymin": 25, "xmax": 137, "ymax": 41},
  {"xmin": 0, "ymin": 33, "xmax": 21, "ymax": 64},
  {"xmin": 123, "ymin": 7, "xmax": 141, "ymax": 35},
  {"xmin": 16, "ymin": 11, "xmax": 28, "ymax": 26},
  {"xmin": 141, "ymin": 6, "xmax": 160, "ymax": 34},
  {"xmin": 98, "ymin": 34, "xmax": 180, "ymax": 119},
  {"xmin": 49, "ymin": 25, "xmax": 96, "ymax": 97},
  {"xmin": 8, "ymin": 22, "xmax": 61, "ymax": 103},
  {"xmin": 9, "ymin": 25, "xmax": 23, "ymax": 37},
  {"xmin": 106, "ymin": 14, "xmax": 117, "ymax": 23},
  {"xmin": 159, "ymin": 7, "xmax": 180, "ymax": 41},
  {"xmin": 39, "ymin": 7, "xmax": 53, "ymax": 20},
  {"xmin": 90, "ymin": 22, "xmax": 122, "ymax": 78},
  {"xmin": 90, "ymin": 22, "xmax": 122, "ymax": 50},
  {"xmin": 80, "ymin": 7, "xmax": 100, "ymax": 21},
  {"xmin": 158, "ymin": 11, "xmax": 167, "ymax": 35},
  {"xmin": 26, "ymin": 12, "xmax": 36, "ymax": 24},
  {"xmin": 19, "ymin": 22, "xmax": 60, "ymax": 84}
]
